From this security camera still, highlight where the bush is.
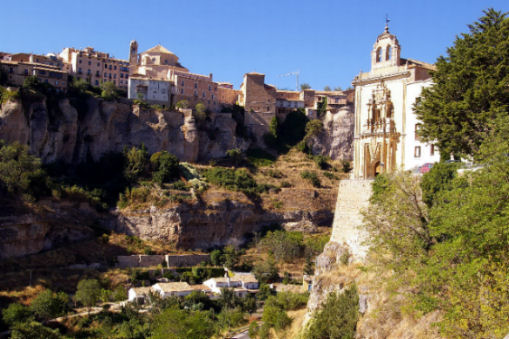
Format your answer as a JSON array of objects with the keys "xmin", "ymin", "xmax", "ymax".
[
  {"xmin": 246, "ymin": 148, "xmax": 276, "ymax": 167},
  {"xmin": 305, "ymin": 119, "xmax": 323, "ymax": 140},
  {"xmin": 30, "ymin": 290, "xmax": 69, "ymax": 321},
  {"xmin": 150, "ymin": 151, "xmax": 180, "ymax": 185},
  {"xmin": 306, "ymin": 285, "xmax": 359, "ymax": 339},
  {"xmin": 226, "ymin": 148, "xmax": 244, "ymax": 167},
  {"xmin": 124, "ymin": 145, "xmax": 149, "ymax": 183},
  {"xmin": 75, "ymin": 279, "xmax": 101, "ymax": 308},
  {"xmin": 301, "ymin": 170, "xmax": 321, "ymax": 187},
  {"xmin": 420, "ymin": 161, "xmax": 458, "ymax": 207},
  {"xmin": 313, "ymin": 155, "xmax": 329, "ymax": 169},
  {"xmin": 2, "ymin": 303, "xmax": 32, "ymax": 326},
  {"xmin": 203, "ymin": 167, "xmax": 261, "ymax": 194},
  {"xmin": 259, "ymin": 230, "xmax": 304, "ymax": 262},
  {"xmin": 341, "ymin": 160, "xmax": 352, "ymax": 173},
  {"xmin": 253, "ymin": 256, "xmax": 279, "ymax": 284}
]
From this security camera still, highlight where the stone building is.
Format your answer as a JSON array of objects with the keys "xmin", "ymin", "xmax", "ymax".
[
  {"xmin": 238, "ymin": 72, "xmax": 353, "ymax": 141},
  {"xmin": 0, "ymin": 53, "xmax": 67, "ymax": 91},
  {"xmin": 128, "ymin": 41, "xmax": 239, "ymax": 110},
  {"xmin": 59, "ymin": 47, "xmax": 130, "ymax": 89},
  {"xmin": 351, "ymin": 24, "xmax": 440, "ymax": 179}
]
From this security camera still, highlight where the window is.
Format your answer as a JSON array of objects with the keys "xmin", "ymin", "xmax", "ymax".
[
  {"xmin": 95, "ymin": 80, "xmax": 99, "ymax": 85},
  {"xmin": 120, "ymin": 73, "xmax": 123, "ymax": 78},
  {"xmin": 88, "ymin": 61, "xmax": 91, "ymax": 65},
  {"xmin": 415, "ymin": 124, "xmax": 422, "ymax": 140},
  {"xmin": 194, "ymin": 90, "xmax": 197, "ymax": 96},
  {"xmin": 78, "ymin": 67, "xmax": 82, "ymax": 74},
  {"xmin": 24, "ymin": 69, "xmax": 28, "ymax": 75},
  {"xmin": 208, "ymin": 85, "xmax": 211, "ymax": 91},
  {"xmin": 202, "ymin": 92, "xmax": 206, "ymax": 98},
  {"xmin": 386, "ymin": 45, "xmax": 392, "ymax": 60},
  {"xmin": 180, "ymin": 88, "xmax": 184, "ymax": 94},
  {"xmin": 108, "ymin": 65, "xmax": 112, "ymax": 70},
  {"xmin": 114, "ymin": 74, "xmax": 116, "ymax": 79},
  {"xmin": 114, "ymin": 66, "xmax": 117, "ymax": 70},
  {"xmin": 104, "ymin": 64, "xmax": 107, "ymax": 69},
  {"xmin": 79, "ymin": 60, "xmax": 82, "ymax": 64},
  {"xmin": 414, "ymin": 146, "xmax": 421, "ymax": 158},
  {"xmin": 376, "ymin": 47, "xmax": 382, "ymax": 62},
  {"xmin": 87, "ymin": 69, "xmax": 91, "ymax": 75},
  {"xmin": 430, "ymin": 144, "xmax": 435, "ymax": 156},
  {"xmin": 194, "ymin": 83, "xmax": 197, "ymax": 89},
  {"xmin": 97, "ymin": 62, "xmax": 100, "ymax": 67},
  {"xmin": 55, "ymin": 81, "xmax": 59, "ymax": 85},
  {"xmin": 181, "ymin": 80, "xmax": 184, "ymax": 86}
]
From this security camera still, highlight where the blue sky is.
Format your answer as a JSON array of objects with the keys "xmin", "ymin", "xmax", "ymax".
[{"xmin": 1, "ymin": 1, "xmax": 507, "ymax": 89}]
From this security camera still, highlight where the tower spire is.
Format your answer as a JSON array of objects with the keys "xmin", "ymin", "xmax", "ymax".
[{"xmin": 385, "ymin": 14, "xmax": 390, "ymax": 33}]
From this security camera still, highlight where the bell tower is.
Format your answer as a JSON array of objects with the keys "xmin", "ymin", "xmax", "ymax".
[
  {"xmin": 129, "ymin": 40, "xmax": 138, "ymax": 65},
  {"xmin": 370, "ymin": 18, "xmax": 400, "ymax": 71}
]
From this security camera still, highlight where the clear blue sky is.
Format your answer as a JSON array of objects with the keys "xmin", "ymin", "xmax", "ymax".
[{"xmin": 1, "ymin": 0, "xmax": 507, "ymax": 90}]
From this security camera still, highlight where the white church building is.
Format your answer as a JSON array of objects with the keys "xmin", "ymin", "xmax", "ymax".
[{"xmin": 351, "ymin": 24, "xmax": 440, "ymax": 179}]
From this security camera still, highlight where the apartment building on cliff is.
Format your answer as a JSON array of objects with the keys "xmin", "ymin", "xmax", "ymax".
[
  {"xmin": 0, "ymin": 52, "xmax": 67, "ymax": 91},
  {"xmin": 238, "ymin": 72, "xmax": 354, "ymax": 140},
  {"xmin": 351, "ymin": 24, "xmax": 440, "ymax": 179},
  {"xmin": 59, "ymin": 47, "xmax": 130, "ymax": 89},
  {"xmin": 127, "ymin": 41, "xmax": 239, "ymax": 110}
]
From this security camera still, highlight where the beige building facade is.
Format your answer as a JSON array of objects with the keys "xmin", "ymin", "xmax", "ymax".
[
  {"xmin": 352, "ymin": 25, "xmax": 440, "ymax": 179},
  {"xmin": 128, "ymin": 41, "xmax": 239, "ymax": 110},
  {"xmin": 59, "ymin": 47, "xmax": 130, "ymax": 89},
  {"xmin": 0, "ymin": 53, "xmax": 68, "ymax": 91}
]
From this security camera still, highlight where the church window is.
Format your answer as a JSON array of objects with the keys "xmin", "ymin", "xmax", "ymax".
[
  {"xmin": 376, "ymin": 47, "xmax": 382, "ymax": 62},
  {"xmin": 414, "ymin": 146, "xmax": 421, "ymax": 158},
  {"xmin": 415, "ymin": 124, "xmax": 421, "ymax": 140}
]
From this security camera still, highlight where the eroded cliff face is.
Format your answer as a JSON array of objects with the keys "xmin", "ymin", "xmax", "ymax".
[
  {"xmin": 308, "ymin": 106, "xmax": 354, "ymax": 161},
  {"xmin": 112, "ymin": 189, "xmax": 334, "ymax": 249},
  {"xmin": 0, "ymin": 200, "xmax": 100, "ymax": 259},
  {"xmin": 0, "ymin": 96, "xmax": 248, "ymax": 163}
]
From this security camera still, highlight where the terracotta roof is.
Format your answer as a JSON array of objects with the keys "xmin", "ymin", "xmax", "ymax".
[
  {"xmin": 143, "ymin": 44, "xmax": 175, "ymax": 55},
  {"xmin": 154, "ymin": 282, "xmax": 192, "ymax": 292}
]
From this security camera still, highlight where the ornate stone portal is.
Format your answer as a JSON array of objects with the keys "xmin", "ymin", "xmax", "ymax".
[{"xmin": 362, "ymin": 81, "xmax": 399, "ymax": 178}]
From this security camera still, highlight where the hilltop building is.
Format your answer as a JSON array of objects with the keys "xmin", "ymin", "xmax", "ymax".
[
  {"xmin": 351, "ymin": 24, "xmax": 440, "ymax": 179},
  {"xmin": 59, "ymin": 47, "xmax": 130, "ymax": 89},
  {"xmin": 238, "ymin": 72, "xmax": 353, "ymax": 140},
  {"xmin": 0, "ymin": 53, "xmax": 67, "ymax": 91},
  {"xmin": 127, "ymin": 41, "xmax": 239, "ymax": 110}
]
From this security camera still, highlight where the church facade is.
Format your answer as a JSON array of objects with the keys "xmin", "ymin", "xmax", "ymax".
[{"xmin": 352, "ymin": 25, "xmax": 440, "ymax": 179}]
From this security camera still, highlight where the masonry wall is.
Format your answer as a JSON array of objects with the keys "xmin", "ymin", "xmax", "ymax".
[{"xmin": 117, "ymin": 254, "xmax": 210, "ymax": 268}]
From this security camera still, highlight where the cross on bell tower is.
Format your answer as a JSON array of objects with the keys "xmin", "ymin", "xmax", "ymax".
[{"xmin": 385, "ymin": 14, "xmax": 390, "ymax": 33}]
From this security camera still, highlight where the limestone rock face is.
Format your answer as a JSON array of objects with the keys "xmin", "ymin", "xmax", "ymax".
[
  {"xmin": 0, "ymin": 200, "xmax": 98, "ymax": 259},
  {"xmin": 0, "ymin": 97, "xmax": 246, "ymax": 163},
  {"xmin": 112, "ymin": 193, "xmax": 333, "ymax": 250},
  {"xmin": 308, "ymin": 106, "xmax": 354, "ymax": 160}
]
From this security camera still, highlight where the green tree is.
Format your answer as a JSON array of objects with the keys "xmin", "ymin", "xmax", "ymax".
[
  {"xmin": 300, "ymin": 83, "xmax": 311, "ymax": 90},
  {"xmin": 317, "ymin": 97, "xmax": 328, "ymax": 118},
  {"xmin": 2, "ymin": 303, "xmax": 32, "ymax": 326},
  {"xmin": 414, "ymin": 9, "xmax": 509, "ymax": 157},
  {"xmin": 223, "ymin": 245, "xmax": 240, "ymax": 270},
  {"xmin": 306, "ymin": 285, "xmax": 359, "ymax": 339},
  {"xmin": 253, "ymin": 255, "xmax": 279, "ymax": 283},
  {"xmin": 100, "ymin": 81, "xmax": 117, "ymax": 100},
  {"xmin": 0, "ymin": 141, "xmax": 49, "ymax": 198},
  {"xmin": 151, "ymin": 306, "xmax": 216, "ymax": 339},
  {"xmin": 75, "ymin": 279, "xmax": 101, "ymax": 308},
  {"xmin": 175, "ymin": 99, "xmax": 189, "ymax": 109},
  {"xmin": 30, "ymin": 290, "xmax": 69, "ymax": 321},
  {"xmin": 323, "ymin": 85, "xmax": 331, "ymax": 91},
  {"xmin": 150, "ymin": 151, "xmax": 180, "ymax": 185},
  {"xmin": 124, "ymin": 145, "xmax": 149, "ymax": 183},
  {"xmin": 420, "ymin": 161, "xmax": 458, "ymax": 207},
  {"xmin": 10, "ymin": 321, "xmax": 62, "ymax": 339},
  {"xmin": 210, "ymin": 249, "xmax": 223, "ymax": 266},
  {"xmin": 194, "ymin": 102, "xmax": 207, "ymax": 122}
]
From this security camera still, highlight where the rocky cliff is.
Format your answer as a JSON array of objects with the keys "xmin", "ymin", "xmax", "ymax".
[
  {"xmin": 308, "ymin": 105, "xmax": 354, "ymax": 160},
  {"xmin": 0, "ymin": 199, "xmax": 101, "ymax": 259},
  {"xmin": 0, "ymin": 95, "xmax": 247, "ymax": 163},
  {"xmin": 112, "ymin": 188, "xmax": 335, "ymax": 250}
]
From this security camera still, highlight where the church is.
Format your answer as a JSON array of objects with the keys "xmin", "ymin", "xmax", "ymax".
[{"xmin": 351, "ymin": 23, "xmax": 440, "ymax": 179}]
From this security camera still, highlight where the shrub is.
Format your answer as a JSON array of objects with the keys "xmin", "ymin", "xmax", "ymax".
[
  {"xmin": 30, "ymin": 290, "xmax": 69, "ymax": 321},
  {"xmin": 322, "ymin": 171, "xmax": 337, "ymax": 180},
  {"xmin": 420, "ymin": 161, "xmax": 458, "ymax": 207},
  {"xmin": 175, "ymin": 99, "xmax": 189, "ymax": 109},
  {"xmin": 124, "ymin": 145, "xmax": 149, "ymax": 183},
  {"xmin": 203, "ymin": 167, "xmax": 260, "ymax": 194},
  {"xmin": 253, "ymin": 255, "xmax": 279, "ymax": 283},
  {"xmin": 313, "ymin": 155, "xmax": 329, "ymax": 169},
  {"xmin": 226, "ymin": 148, "xmax": 244, "ymax": 167},
  {"xmin": 2, "ymin": 303, "xmax": 32, "ymax": 326},
  {"xmin": 259, "ymin": 230, "xmax": 304, "ymax": 262},
  {"xmin": 246, "ymin": 148, "xmax": 276, "ymax": 167},
  {"xmin": 305, "ymin": 119, "xmax": 323, "ymax": 140},
  {"xmin": 280, "ymin": 181, "xmax": 292, "ymax": 188},
  {"xmin": 75, "ymin": 279, "xmax": 102, "ymax": 308},
  {"xmin": 341, "ymin": 160, "xmax": 352, "ymax": 173},
  {"xmin": 301, "ymin": 170, "xmax": 321, "ymax": 187},
  {"xmin": 150, "ymin": 151, "xmax": 180, "ymax": 185},
  {"xmin": 306, "ymin": 285, "xmax": 359, "ymax": 339}
]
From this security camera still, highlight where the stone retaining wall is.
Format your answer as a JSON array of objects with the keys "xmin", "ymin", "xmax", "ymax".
[{"xmin": 117, "ymin": 254, "xmax": 210, "ymax": 268}]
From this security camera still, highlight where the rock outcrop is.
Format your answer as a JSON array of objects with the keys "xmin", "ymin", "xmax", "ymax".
[
  {"xmin": 0, "ymin": 96, "xmax": 247, "ymax": 163},
  {"xmin": 112, "ymin": 189, "xmax": 334, "ymax": 250},
  {"xmin": 308, "ymin": 106, "xmax": 354, "ymax": 160},
  {"xmin": 0, "ymin": 200, "xmax": 101, "ymax": 259}
]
